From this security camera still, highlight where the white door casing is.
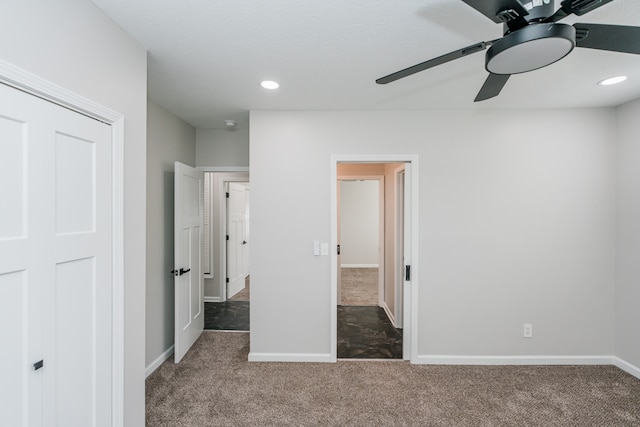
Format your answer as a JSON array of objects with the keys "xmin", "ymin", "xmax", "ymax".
[
  {"xmin": 226, "ymin": 182, "xmax": 248, "ymax": 299},
  {"xmin": 395, "ymin": 167, "xmax": 406, "ymax": 329},
  {"xmin": 174, "ymin": 162, "xmax": 204, "ymax": 363},
  {"xmin": 0, "ymin": 82, "xmax": 113, "ymax": 426},
  {"xmin": 402, "ymin": 164, "xmax": 412, "ymax": 360}
]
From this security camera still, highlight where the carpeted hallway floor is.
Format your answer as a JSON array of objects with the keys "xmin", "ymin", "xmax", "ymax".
[
  {"xmin": 146, "ymin": 332, "xmax": 640, "ymax": 426},
  {"xmin": 340, "ymin": 267, "xmax": 378, "ymax": 305}
]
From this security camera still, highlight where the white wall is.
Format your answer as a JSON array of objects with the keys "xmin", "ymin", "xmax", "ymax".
[
  {"xmin": 250, "ymin": 109, "xmax": 616, "ymax": 361},
  {"xmin": 0, "ymin": 1, "xmax": 148, "ymax": 423},
  {"xmin": 615, "ymin": 98, "xmax": 640, "ymax": 371},
  {"xmin": 196, "ymin": 128, "xmax": 249, "ymax": 166},
  {"xmin": 146, "ymin": 101, "xmax": 195, "ymax": 370},
  {"xmin": 340, "ymin": 180, "xmax": 379, "ymax": 266}
]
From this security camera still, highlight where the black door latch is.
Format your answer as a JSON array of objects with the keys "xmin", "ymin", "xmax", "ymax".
[{"xmin": 170, "ymin": 268, "xmax": 191, "ymax": 276}]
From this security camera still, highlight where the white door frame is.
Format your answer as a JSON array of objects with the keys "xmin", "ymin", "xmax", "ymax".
[
  {"xmin": 394, "ymin": 165, "xmax": 406, "ymax": 329},
  {"xmin": 0, "ymin": 59, "xmax": 125, "ymax": 424},
  {"xmin": 336, "ymin": 175, "xmax": 385, "ymax": 308},
  {"xmin": 330, "ymin": 155, "xmax": 419, "ymax": 363},
  {"xmin": 197, "ymin": 167, "xmax": 249, "ymax": 302}
]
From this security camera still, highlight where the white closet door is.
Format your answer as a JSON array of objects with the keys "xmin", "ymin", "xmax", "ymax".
[{"xmin": 0, "ymin": 82, "xmax": 113, "ymax": 427}]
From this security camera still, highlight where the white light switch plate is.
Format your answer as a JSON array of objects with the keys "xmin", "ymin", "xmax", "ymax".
[
  {"xmin": 320, "ymin": 243, "xmax": 329, "ymax": 256},
  {"xmin": 313, "ymin": 240, "xmax": 320, "ymax": 256}
]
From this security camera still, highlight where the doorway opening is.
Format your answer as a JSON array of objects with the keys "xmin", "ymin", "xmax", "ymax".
[
  {"xmin": 337, "ymin": 174, "xmax": 400, "ymax": 358},
  {"xmin": 201, "ymin": 170, "xmax": 250, "ymax": 331},
  {"xmin": 331, "ymin": 157, "xmax": 417, "ymax": 362}
]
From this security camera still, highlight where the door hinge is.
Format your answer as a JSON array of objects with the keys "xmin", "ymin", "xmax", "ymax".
[
  {"xmin": 226, "ymin": 235, "xmax": 229, "ymax": 241},
  {"xmin": 337, "ymin": 244, "xmax": 341, "ymax": 255},
  {"xmin": 405, "ymin": 265, "xmax": 411, "ymax": 281},
  {"xmin": 226, "ymin": 278, "xmax": 229, "ymax": 283},
  {"xmin": 226, "ymin": 192, "xmax": 229, "ymax": 198}
]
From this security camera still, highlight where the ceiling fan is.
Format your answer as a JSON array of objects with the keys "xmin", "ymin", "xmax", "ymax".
[{"xmin": 376, "ymin": 0, "xmax": 640, "ymax": 101}]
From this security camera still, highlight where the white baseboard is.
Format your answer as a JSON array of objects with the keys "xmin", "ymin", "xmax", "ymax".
[
  {"xmin": 341, "ymin": 264, "xmax": 379, "ymax": 268},
  {"xmin": 145, "ymin": 345, "xmax": 174, "ymax": 378},
  {"xmin": 204, "ymin": 296, "xmax": 221, "ymax": 302},
  {"xmin": 414, "ymin": 355, "xmax": 614, "ymax": 365},
  {"xmin": 613, "ymin": 357, "xmax": 640, "ymax": 380},
  {"xmin": 248, "ymin": 352, "xmax": 334, "ymax": 363},
  {"xmin": 381, "ymin": 302, "xmax": 398, "ymax": 328}
]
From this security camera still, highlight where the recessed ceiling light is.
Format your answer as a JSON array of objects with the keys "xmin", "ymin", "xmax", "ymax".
[
  {"xmin": 598, "ymin": 75, "xmax": 627, "ymax": 86},
  {"xmin": 261, "ymin": 80, "xmax": 279, "ymax": 90}
]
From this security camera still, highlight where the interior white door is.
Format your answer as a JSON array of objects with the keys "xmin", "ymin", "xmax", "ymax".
[
  {"xmin": 226, "ymin": 182, "xmax": 247, "ymax": 299},
  {"xmin": 174, "ymin": 162, "xmax": 204, "ymax": 363},
  {"xmin": 0, "ymin": 82, "xmax": 113, "ymax": 426},
  {"xmin": 402, "ymin": 163, "xmax": 412, "ymax": 360}
]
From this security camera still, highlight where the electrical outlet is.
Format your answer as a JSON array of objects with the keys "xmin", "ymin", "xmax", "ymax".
[{"xmin": 523, "ymin": 323, "xmax": 533, "ymax": 338}]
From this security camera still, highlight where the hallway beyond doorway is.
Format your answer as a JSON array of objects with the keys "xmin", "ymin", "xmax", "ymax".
[{"xmin": 341, "ymin": 268, "xmax": 377, "ymax": 305}]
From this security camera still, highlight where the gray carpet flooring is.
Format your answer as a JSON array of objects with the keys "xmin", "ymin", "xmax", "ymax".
[
  {"xmin": 340, "ymin": 267, "xmax": 378, "ymax": 305},
  {"xmin": 146, "ymin": 332, "xmax": 640, "ymax": 426},
  {"xmin": 229, "ymin": 276, "xmax": 250, "ymax": 301}
]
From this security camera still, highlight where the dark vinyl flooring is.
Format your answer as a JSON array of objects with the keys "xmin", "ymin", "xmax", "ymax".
[
  {"xmin": 204, "ymin": 302, "xmax": 402, "ymax": 359},
  {"xmin": 204, "ymin": 301, "xmax": 249, "ymax": 331},
  {"xmin": 337, "ymin": 305, "xmax": 403, "ymax": 359}
]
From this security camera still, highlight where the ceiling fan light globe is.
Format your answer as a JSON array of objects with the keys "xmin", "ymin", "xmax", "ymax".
[{"xmin": 486, "ymin": 23, "xmax": 576, "ymax": 75}]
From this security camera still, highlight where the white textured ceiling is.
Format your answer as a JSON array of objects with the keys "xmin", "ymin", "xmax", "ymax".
[{"xmin": 91, "ymin": 0, "xmax": 640, "ymax": 129}]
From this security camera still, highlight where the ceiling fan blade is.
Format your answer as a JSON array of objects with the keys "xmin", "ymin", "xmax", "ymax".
[
  {"xmin": 544, "ymin": 0, "xmax": 615, "ymax": 23},
  {"xmin": 461, "ymin": 0, "xmax": 528, "ymax": 24},
  {"xmin": 376, "ymin": 42, "xmax": 488, "ymax": 85},
  {"xmin": 574, "ymin": 23, "xmax": 640, "ymax": 54},
  {"xmin": 474, "ymin": 73, "xmax": 510, "ymax": 102},
  {"xmin": 561, "ymin": 0, "xmax": 615, "ymax": 16}
]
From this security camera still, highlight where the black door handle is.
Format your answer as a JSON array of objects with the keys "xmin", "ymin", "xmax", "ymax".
[
  {"xmin": 179, "ymin": 268, "xmax": 191, "ymax": 276},
  {"xmin": 242, "ymin": 241, "xmax": 248, "ymax": 245}
]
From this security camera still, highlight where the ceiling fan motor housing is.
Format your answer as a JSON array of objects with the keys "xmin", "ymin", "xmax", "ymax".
[{"xmin": 486, "ymin": 23, "xmax": 576, "ymax": 74}]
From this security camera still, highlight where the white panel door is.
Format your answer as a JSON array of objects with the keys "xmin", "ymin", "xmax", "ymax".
[
  {"xmin": 226, "ymin": 182, "xmax": 247, "ymax": 299},
  {"xmin": 0, "ymin": 82, "xmax": 112, "ymax": 426},
  {"xmin": 174, "ymin": 162, "xmax": 204, "ymax": 363}
]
